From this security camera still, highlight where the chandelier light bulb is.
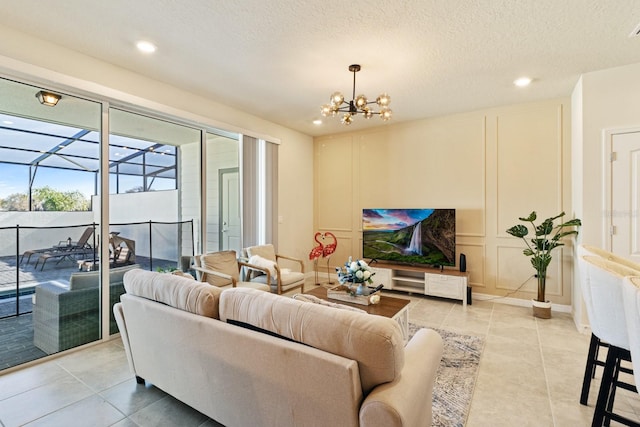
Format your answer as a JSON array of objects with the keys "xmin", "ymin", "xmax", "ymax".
[
  {"xmin": 320, "ymin": 104, "xmax": 332, "ymax": 117},
  {"xmin": 341, "ymin": 113, "xmax": 353, "ymax": 125},
  {"xmin": 355, "ymin": 95, "xmax": 368, "ymax": 109},
  {"xmin": 380, "ymin": 107, "xmax": 392, "ymax": 121},
  {"xmin": 376, "ymin": 93, "xmax": 391, "ymax": 107},
  {"xmin": 320, "ymin": 65, "xmax": 392, "ymax": 125},
  {"xmin": 330, "ymin": 92, "xmax": 344, "ymax": 106}
]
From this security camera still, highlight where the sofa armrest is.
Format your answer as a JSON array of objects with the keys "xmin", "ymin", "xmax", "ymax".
[
  {"xmin": 359, "ymin": 328, "xmax": 443, "ymax": 427},
  {"xmin": 36, "ymin": 280, "xmax": 70, "ymax": 292},
  {"xmin": 113, "ymin": 302, "xmax": 136, "ymax": 375}
]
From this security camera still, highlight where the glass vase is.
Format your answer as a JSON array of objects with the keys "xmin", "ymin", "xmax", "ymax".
[{"xmin": 355, "ymin": 283, "xmax": 369, "ymax": 296}]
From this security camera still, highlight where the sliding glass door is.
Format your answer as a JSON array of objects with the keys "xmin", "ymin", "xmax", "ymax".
[
  {"xmin": 0, "ymin": 77, "xmax": 101, "ymax": 366},
  {"xmin": 205, "ymin": 131, "xmax": 240, "ymax": 254},
  {"xmin": 0, "ymin": 76, "xmax": 256, "ymax": 371}
]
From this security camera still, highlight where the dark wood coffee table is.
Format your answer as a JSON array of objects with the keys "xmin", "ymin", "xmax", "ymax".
[{"xmin": 305, "ymin": 286, "xmax": 410, "ymax": 341}]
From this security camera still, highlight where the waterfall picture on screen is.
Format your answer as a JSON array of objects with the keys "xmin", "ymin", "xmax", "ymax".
[{"xmin": 362, "ymin": 208, "xmax": 456, "ymax": 267}]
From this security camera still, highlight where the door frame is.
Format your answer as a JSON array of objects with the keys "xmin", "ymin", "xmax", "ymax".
[
  {"xmin": 603, "ymin": 126, "xmax": 640, "ymax": 250},
  {"xmin": 218, "ymin": 167, "xmax": 240, "ymax": 251}
]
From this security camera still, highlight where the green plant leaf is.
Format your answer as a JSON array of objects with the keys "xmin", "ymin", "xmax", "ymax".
[
  {"xmin": 506, "ymin": 211, "xmax": 581, "ymax": 302},
  {"xmin": 555, "ymin": 230, "xmax": 579, "ymax": 239},
  {"xmin": 531, "ymin": 238, "xmax": 550, "ymax": 250},
  {"xmin": 535, "ymin": 219, "xmax": 554, "ymax": 236},
  {"xmin": 547, "ymin": 242, "xmax": 563, "ymax": 251},
  {"xmin": 559, "ymin": 219, "xmax": 582, "ymax": 227},
  {"xmin": 506, "ymin": 224, "xmax": 529, "ymax": 238},
  {"xmin": 519, "ymin": 211, "xmax": 537, "ymax": 222},
  {"xmin": 531, "ymin": 253, "xmax": 552, "ymax": 271}
]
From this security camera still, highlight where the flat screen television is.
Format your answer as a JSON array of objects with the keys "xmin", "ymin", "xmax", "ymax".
[{"xmin": 362, "ymin": 208, "xmax": 456, "ymax": 267}]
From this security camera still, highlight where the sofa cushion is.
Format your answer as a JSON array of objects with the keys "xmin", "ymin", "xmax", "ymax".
[
  {"xmin": 69, "ymin": 264, "xmax": 140, "ymax": 290},
  {"xmin": 219, "ymin": 287, "xmax": 404, "ymax": 394},
  {"xmin": 292, "ymin": 293, "xmax": 367, "ymax": 313},
  {"xmin": 124, "ymin": 269, "xmax": 222, "ymax": 319}
]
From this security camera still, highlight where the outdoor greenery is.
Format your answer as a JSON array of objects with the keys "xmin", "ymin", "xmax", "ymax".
[{"xmin": 0, "ymin": 186, "xmax": 90, "ymax": 212}]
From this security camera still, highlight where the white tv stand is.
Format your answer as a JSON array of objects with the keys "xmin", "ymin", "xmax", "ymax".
[{"xmin": 369, "ymin": 262, "xmax": 469, "ymax": 306}]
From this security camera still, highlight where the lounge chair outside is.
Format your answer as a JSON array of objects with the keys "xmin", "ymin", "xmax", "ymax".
[{"xmin": 20, "ymin": 226, "xmax": 95, "ymax": 265}]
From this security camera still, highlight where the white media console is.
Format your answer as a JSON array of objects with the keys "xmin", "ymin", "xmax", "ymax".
[{"xmin": 370, "ymin": 262, "xmax": 469, "ymax": 306}]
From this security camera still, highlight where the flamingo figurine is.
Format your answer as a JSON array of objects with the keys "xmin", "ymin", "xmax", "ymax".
[
  {"xmin": 322, "ymin": 232, "xmax": 337, "ymax": 284},
  {"xmin": 309, "ymin": 232, "xmax": 324, "ymax": 285}
]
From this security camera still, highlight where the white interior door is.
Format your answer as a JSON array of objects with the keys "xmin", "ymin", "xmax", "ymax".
[
  {"xmin": 220, "ymin": 168, "xmax": 241, "ymax": 253},
  {"xmin": 611, "ymin": 131, "xmax": 640, "ymax": 264}
]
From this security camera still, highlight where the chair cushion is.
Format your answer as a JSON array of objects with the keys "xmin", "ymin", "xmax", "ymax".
[
  {"xmin": 123, "ymin": 268, "xmax": 222, "ymax": 319},
  {"xmin": 582, "ymin": 245, "xmax": 640, "ymax": 271},
  {"xmin": 584, "ymin": 255, "xmax": 640, "ymax": 277},
  {"xmin": 250, "ymin": 270, "xmax": 305, "ymax": 289},
  {"xmin": 582, "ymin": 256, "xmax": 634, "ymax": 349},
  {"xmin": 246, "ymin": 244, "xmax": 277, "ymax": 262},
  {"xmin": 219, "ymin": 287, "xmax": 404, "ymax": 394},
  {"xmin": 69, "ymin": 264, "xmax": 140, "ymax": 290},
  {"xmin": 199, "ymin": 251, "xmax": 240, "ymax": 286},
  {"xmin": 248, "ymin": 254, "xmax": 277, "ymax": 278}
]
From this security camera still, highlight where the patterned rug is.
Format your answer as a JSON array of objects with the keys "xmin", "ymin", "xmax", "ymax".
[{"xmin": 408, "ymin": 323, "xmax": 484, "ymax": 427}]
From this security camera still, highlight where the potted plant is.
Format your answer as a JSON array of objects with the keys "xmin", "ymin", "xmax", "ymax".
[{"xmin": 506, "ymin": 211, "xmax": 581, "ymax": 318}]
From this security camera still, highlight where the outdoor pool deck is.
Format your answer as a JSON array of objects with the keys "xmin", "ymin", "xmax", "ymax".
[
  {"xmin": 0, "ymin": 254, "xmax": 181, "ymax": 371},
  {"xmin": 0, "ymin": 254, "xmax": 177, "ymax": 301}
]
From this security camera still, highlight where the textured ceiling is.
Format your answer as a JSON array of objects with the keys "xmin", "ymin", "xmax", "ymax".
[{"xmin": 1, "ymin": 0, "xmax": 639, "ymax": 137}]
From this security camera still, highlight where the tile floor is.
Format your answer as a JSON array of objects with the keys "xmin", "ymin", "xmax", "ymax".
[{"xmin": 0, "ymin": 286, "xmax": 638, "ymax": 426}]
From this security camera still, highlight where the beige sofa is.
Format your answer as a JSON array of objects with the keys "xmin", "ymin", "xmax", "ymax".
[{"xmin": 114, "ymin": 269, "xmax": 443, "ymax": 427}]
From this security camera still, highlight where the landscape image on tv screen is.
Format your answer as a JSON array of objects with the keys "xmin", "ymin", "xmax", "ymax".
[{"xmin": 362, "ymin": 208, "xmax": 456, "ymax": 267}]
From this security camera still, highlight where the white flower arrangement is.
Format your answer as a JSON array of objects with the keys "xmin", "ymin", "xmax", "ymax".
[{"xmin": 336, "ymin": 256, "xmax": 375, "ymax": 285}]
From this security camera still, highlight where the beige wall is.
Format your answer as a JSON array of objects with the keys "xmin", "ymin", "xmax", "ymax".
[
  {"xmin": 0, "ymin": 24, "xmax": 314, "ymax": 266},
  {"xmin": 572, "ymin": 61, "xmax": 640, "ymax": 329},
  {"xmin": 315, "ymin": 98, "xmax": 574, "ymax": 304},
  {"xmin": 574, "ymin": 62, "xmax": 640, "ymax": 245}
]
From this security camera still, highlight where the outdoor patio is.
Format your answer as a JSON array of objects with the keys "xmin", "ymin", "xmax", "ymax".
[{"xmin": 0, "ymin": 254, "xmax": 179, "ymax": 371}]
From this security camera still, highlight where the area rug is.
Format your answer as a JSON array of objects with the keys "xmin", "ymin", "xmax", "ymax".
[{"xmin": 408, "ymin": 323, "xmax": 484, "ymax": 427}]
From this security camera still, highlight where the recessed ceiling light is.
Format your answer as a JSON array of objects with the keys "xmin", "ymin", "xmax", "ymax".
[
  {"xmin": 514, "ymin": 77, "xmax": 532, "ymax": 87},
  {"xmin": 312, "ymin": 119, "xmax": 322, "ymax": 125},
  {"xmin": 2, "ymin": 120, "xmax": 13, "ymax": 125},
  {"xmin": 136, "ymin": 40, "xmax": 157, "ymax": 54}
]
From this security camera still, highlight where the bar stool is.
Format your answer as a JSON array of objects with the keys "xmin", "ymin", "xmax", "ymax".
[
  {"xmin": 582, "ymin": 256, "xmax": 639, "ymax": 426},
  {"xmin": 578, "ymin": 246, "xmax": 640, "ymax": 405},
  {"xmin": 623, "ymin": 277, "xmax": 640, "ymax": 408}
]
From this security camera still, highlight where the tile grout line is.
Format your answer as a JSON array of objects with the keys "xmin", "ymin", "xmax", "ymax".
[
  {"xmin": 51, "ymin": 356, "xmax": 129, "ymax": 424},
  {"xmin": 535, "ymin": 317, "xmax": 557, "ymax": 426}
]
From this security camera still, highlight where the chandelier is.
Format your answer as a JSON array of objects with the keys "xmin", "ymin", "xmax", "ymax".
[{"xmin": 320, "ymin": 64, "xmax": 392, "ymax": 125}]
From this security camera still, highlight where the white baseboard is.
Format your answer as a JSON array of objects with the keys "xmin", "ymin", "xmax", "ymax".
[
  {"xmin": 306, "ymin": 273, "xmax": 575, "ymax": 315},
  {"xmin": 471, "ymin": 292, "xmax": 572, "ymax": 313}
]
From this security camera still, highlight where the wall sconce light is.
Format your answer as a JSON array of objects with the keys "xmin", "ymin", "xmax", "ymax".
[{"xmin": 35, "ymin": 90, "xmax": 62, "ymax": 106}]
